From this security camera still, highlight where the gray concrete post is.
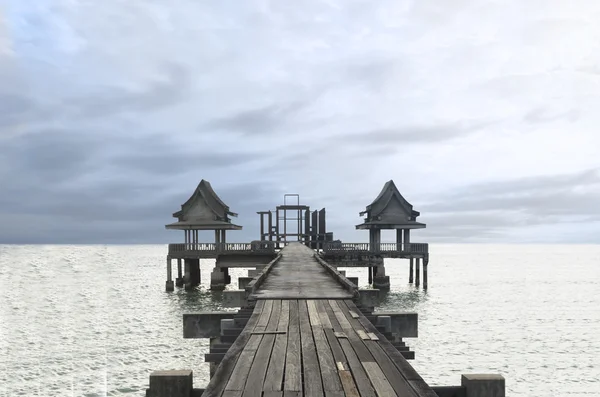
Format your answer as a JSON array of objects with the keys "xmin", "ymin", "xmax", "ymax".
[
  {"xmin": 165, "ymin": 257, "xmax": 174, "ymax": 292},
  {"xmin": 461, "ymin": 374, "xmax": 505, "ymax": 397},
  {"xmin": 415, "ymin": 257, "xmax": 421, "ymax": 286},
  {"xmin": 210, "ymin": 268, "xmax": 226, "ymax": 291},
  {"xmin": 423, "ymin": 256, "xmax": 428, "ymax": 289},
  {"xmin": 409, "ymin": 257, "xmax": 414, "ymax": 283},
  {"xmin": 176, "ymin": 258, "xmax": 183, "ymax": 287},
  {"xmin": 147, "ymin": 370, "xmax": 193, "ymax": 397}
]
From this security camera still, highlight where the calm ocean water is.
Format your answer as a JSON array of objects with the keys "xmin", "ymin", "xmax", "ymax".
[{"xmin": 1, "ymin": 244, "xmax": 599, "ymax": 396}]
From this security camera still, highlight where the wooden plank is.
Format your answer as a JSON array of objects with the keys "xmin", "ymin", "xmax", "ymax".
[
  {"xmin": 367, "ymin": 333, "xmax": 379, "ymax": 341},
  {"xmin": 263, "ymin": 392, "xmax": 283, "ymax": 397},
  {"xmin": 342, "ymin": 300, "xmax": 420, "ymax": 396},
  {"xmin": 334, "ymin": 332, "xmax": 347, "ymax": 339},
  {"xmin": 362, "ymin": 362, "xmax": 397, "ymax": 397},
  {"xmin": 337, "ymin": 338, "xmax": 376, "ymax": 397},
  {"xmin": 339, "ymin": 370, "xmax": 360, "ymax": 397},
  {"xmin": 264, "ymin": 300, "xmax": 290, "ymax": 391},
  {"xmin": 307, "ymin": 299, "xmax": 322, "ymax": 327},
  {"xmin": 336, "ymin": 362, "xmax": 345, "ymax": 371},
  {"xmin": 315, "ymin": 300, "xmax": 333, "ymax": 329},
  {"xmin": 283, "ymin": 392, "xmax": 300, "ymax": 397},
  {"xmin": 357, "ymin": 330, "xmax": 370, "ymax": 340},
  {"xmin": 222, "ymin": 391, "xmax": 242, "ymax": 397},
  {"xmin": 336, "ymin": 301, "xmax": 374, "ymax": 363},
  {"xmin": 251, "ymin": 331, "xmax": 286, "ymax": 335},
  {"xmin": 254, "ymin": 299, "xmax": 274, "ymax": 332},
  {"xmin": 323, "ymin": 300, "xmax": 343, "ymax": 332},
  {"xmin": 225, "ymin": 301, "xmax": 274, "ymax": 391},
  {"xmin": 324, "ymin": 328, "xmax": 348, "ymax": 370},
  {"xmin": 328, "ymin": 300, "xmax": 353, "ymax": 330},
  {"xmin": 299, "ymin": 300, "xmax": 324, "ymax": 397},
  {"xmin": 243, "ymin": 300, "xmax": 281, "ymax": 397},
  {"xmin": 348, "ymin": 310, "xmax": 359, "ymax": 319},
  {"xmin": 284, "ymin": 300, "xmax": 302, "ymax": 393},
  {"xmin": 203, "ymin": 300, "xmax": 265, "ymax": 397},
  {"xmin": 311, "ymin": 320, "xmax": 342, "ymax": 392}
]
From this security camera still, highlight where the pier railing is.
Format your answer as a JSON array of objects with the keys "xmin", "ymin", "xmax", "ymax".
[
  {"xmin": 168, "ymin": 241, "xmax": 428, "ymax": 255},
  {"xmin": 168, "ymin": 241, "xmax": 278, "ymax": 255},
  {"xmin": 322, "ymin": 242, "xmax": 429, "ymax": 254}
]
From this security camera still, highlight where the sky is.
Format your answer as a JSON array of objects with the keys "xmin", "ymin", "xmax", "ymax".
[{"xmin": 0, "ymin": 0, "xmax": 599, "ymax": 244}]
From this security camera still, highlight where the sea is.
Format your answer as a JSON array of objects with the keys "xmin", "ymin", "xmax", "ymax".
[{"xmin": 1, "ymin": 244, "xmax": 599, "ymax": 397}]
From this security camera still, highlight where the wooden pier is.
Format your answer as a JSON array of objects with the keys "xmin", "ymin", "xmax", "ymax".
[{"xmin": 147, "ymin": 180, "xmax": 505, "ymax": 397}]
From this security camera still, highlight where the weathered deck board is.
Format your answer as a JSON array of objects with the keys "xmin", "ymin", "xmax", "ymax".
[
  {"xmin": 284, "ymin": 300, "xmax": 302, "ymax": 393},
  {"xmin": 264, "ymin": 300, "xmax": 290, "ymax": 391},
  {"xmin": 202, "ymin": 300, "xmax": 264, "ymax": 397},
  {"xmin": 242, "ymin": 300, "xmax": 281, "ymax": 397},
  {"xmin": 252, "ymin": 244, "xmax": 353, "ymax": 299},
  {"xmin": 299, "ymin": 300, "xmax": 324, "ymax": 397}
]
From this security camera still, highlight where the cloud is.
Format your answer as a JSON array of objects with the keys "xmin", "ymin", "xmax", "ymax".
[{"xmin": 1, "ymin": 0, "xmax": 600, "ymax": 243}]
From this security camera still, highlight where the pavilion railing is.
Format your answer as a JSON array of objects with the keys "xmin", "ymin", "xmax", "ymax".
[
  {"xmin": 168, "ymin": 241, "xmax": 278, "ymax": 254},
  {"xmin": 322, "ymin": 242, "xmax": 429, "ymax": 254}
]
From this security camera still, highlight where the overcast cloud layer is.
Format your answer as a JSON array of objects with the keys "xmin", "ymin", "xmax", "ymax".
[{"xmin": 1, "ymin": 1, "xmax": 599, "ymax": 244}]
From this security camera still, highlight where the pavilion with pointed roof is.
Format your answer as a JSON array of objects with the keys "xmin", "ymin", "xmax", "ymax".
[
  {"xmin": 356, "ymin": 180, "xmax": 426, "ymax": 251},
  {"xmin": 166, "ymin": 179, "xmax": 242, "ymax": 241}
]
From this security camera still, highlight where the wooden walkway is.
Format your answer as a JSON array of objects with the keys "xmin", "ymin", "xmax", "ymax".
[
  {"xmin": 252, "ymin": 244, "xmax": 353, "ymax": 300},
  {"xmin": 204, "ymin": 299, "xmax": 429, "ymax": 397},
  {"xmin": 201, "ymin": 243, "xmax": 435, "ymax": 397}
]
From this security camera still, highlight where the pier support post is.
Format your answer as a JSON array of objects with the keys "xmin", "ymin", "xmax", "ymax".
[
  {"xmin": 223, "ymin": 267, "xmax": 231, "ymax": 285},
  {"xmin": 423, "ymin": 256, "xmax": 428, "ymax": 289},
  {"xmin": 409, "ymin": 257, "xmax": 414, "ymax": 283},
  {"xmin": 210, "ymin": 267, "xmax": 226, "ymax": 291},
  {"xmin": 373, "ymin": 265, "xmax": 390, "ymax": 289},
  {"xmin": 165, "ymin": 257, "xmax": 174, "ymax": 292},
  {"xmin": 175, "ymin": 259, "xmax": 183, "ymax": 287},
  {"xmin": 461, "ymin": 374, "xmax": 505, "ymax": 397},
  {"xmin": 368, "ymin": 266, "xmax": 373, "ymax": 284},
  {"xmin": 184, "ymin": 259, "xmax": 200, "ymax": 290},
  {"xmin": 147, "ymin": 370, "xmax": 193, "ymax": 397},
  {"xmin": 415, "ymin": 257, "xmax": 421, "ymax": 287}
]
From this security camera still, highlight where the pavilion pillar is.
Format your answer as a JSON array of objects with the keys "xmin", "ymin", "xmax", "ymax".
[
  {"xmin": 165, "ymin": 257, "xmax": 174, "ymax": 292},
  {"xmin": 404, "ymin": 229, "xmax": 411, "ymax": 251},
  {"xmin": 221, "ymin": 230, "xmax": 226, "ymax": 244},
  {"xmin": 215, "ymin": 230, "xmax": 221, "ymax": 252},
  {"xmin": 423, "ymin": 256, "xmax": 429, "ymax": 289},
  {"xmin": 415, "ymin": 257, "xmax": 421, "ymax": 287},
  {"xmin": 368, "ymin": 266, "xmax": 373, "ymax": 284},
  {"xmin": 396, "ymin": 229, "xmax": 403, "ymax": 251},
  {"xmin": 369, "ymin": 229, "xmax": 381, "ymax": 252},
  {"xmin": 409, "ymin": 257, "xmax": 414, "ymax": 283},
  {"xmin": 176, "ymin": 258, "xmax": 183, "ymax": 287}
]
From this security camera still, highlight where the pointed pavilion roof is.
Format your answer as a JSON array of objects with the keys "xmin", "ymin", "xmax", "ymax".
[
  {"xmin": 356, "ymin": 180, "xmax": 426, "ymax": 230},
  {"xmin": 165, "ymin": 180, "xmax": 242, "ymax": 230}
]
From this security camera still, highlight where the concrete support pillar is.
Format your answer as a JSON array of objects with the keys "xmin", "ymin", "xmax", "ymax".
[
  {"xmin": 147, "ymin": 370, "xmax": 193, "ymax": 397},
  {"xmin": 373, "ymin": 265, "xmax": 390, "ymax": 289},
  {"xmin": 221, "ymin": 230, "xmax": 226, "ymax": 244},
  {"xmin": 223, "ymin": 267, "xmax": 231, "ymax": 285},
  {"xmin": 165, "ymin": 257, "xmax": 174, "ymax": 292},
  {"xmin": 184, "ymin": 259, "xmax": 200, "ymax": 290},
  {"xmin": 404, "ymin": 228, "xmax": 411, "ymax": 248},
  {"xmin": 368, "ymin": 266, "xmax": 373, "ymax": 284},
  {"xmin": 423, "ymin": 256, "xmax": 428, "ymax": 289},
  {"xmin": 409, "ymin": 257, "xmax": 414, "ymax": 284},
  {"xmin": 210, "ymin": 267, "xmax": 226, "ymax": 291},
  {"xmin": 396, "ymin": 229, "xmax": 402, "ymax": 251},
  {"xmin": 461, "ymin": 374, "xmax": 505, "ymax": 397},
  {"xmin": 415, "ymin": 257, "xmax": 421, "ymax": 287},
  {"xmin": 176, "ymin": 258, "xmax": 183, "ymax": 287}
]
